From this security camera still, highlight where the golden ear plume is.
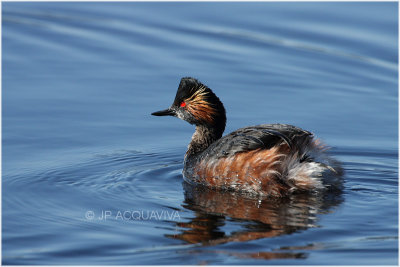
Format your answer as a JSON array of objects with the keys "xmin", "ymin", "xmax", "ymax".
[{"xmin": 185, "ymin": 85, "xmax": 217, "ymax": 124}]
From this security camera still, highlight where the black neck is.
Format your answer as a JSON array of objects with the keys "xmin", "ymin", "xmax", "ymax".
[{"xmin": 186, "ymin": 124, "xmax": 224, "ymax": 158}]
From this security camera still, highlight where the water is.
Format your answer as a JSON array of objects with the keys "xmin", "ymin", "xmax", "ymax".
[{"xmin": 2, "ymin": 2, "xmax": 398, "ymax": 265}]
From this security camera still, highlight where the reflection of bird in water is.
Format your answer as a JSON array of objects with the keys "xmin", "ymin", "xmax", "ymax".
[
  {"xmin": 152, "ymin": 77, "xmax": 343, "ymax": 197},
  {"xmin": 166, "ymin": 182, "xmax": 343, "ymax": 260}
]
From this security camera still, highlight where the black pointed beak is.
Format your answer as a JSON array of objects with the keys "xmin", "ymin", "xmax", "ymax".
[{"xmin": 151, "ymin": 108, "xmax": 175, "ymax": 116}]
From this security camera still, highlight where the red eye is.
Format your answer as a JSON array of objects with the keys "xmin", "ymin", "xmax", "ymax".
[{"xmin": 180, "ymin": 102, "xmax": 186, "ymax": 107}]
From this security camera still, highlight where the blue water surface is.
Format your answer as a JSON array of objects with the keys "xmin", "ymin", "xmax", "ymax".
[{"xmin": 2, "ymin": 2, "xmax": 398, "ymax": 265}]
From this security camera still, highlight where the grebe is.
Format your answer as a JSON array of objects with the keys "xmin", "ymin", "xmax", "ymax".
[{"xmin": 152, "ymin": 77, "xmax": 342, "ymax": 197}]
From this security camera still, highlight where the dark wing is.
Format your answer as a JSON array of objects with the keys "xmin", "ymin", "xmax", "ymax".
[{"xmin": 204, "ymin": 124, "xmax": 313, "ymax": 159}]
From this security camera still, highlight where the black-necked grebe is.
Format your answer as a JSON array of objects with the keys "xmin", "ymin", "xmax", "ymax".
[{"xmin": 152, "ymin": 77, "xmax": 342, "ymax": 197}]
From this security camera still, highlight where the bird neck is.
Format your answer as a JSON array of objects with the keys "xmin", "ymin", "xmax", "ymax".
[{"xmin": 186, "ymin": 124, "xmax": 224, "ymax": 158}]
